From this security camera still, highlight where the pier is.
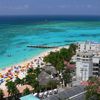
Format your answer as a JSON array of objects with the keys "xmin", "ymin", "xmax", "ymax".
[{"xmin": 27, "ymin": 45, "xmax": 59, "ymax": 49}]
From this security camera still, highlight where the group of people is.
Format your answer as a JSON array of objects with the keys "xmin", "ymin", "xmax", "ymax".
[{"xmin": 0, "ymin": 56, "xmax": 45, "ymax": 85}]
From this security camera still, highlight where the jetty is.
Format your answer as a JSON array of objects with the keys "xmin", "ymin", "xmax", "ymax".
[{"xmin": 27, "ymin": 45, "xmax": 59, "ymax": 49}]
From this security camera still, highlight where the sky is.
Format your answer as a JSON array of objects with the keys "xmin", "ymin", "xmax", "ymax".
[{"xmin": 0, "ymin": 0, "xmax": 100, "ymax": 15}]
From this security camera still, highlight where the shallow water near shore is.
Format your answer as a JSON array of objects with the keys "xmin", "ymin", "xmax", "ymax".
[{"xmin": 0, "ymin": 16, "xmax": 100, "ymax": 68}]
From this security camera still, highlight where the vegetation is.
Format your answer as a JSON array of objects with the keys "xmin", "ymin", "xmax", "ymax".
[
  {"xmin": 27, "ymin": 67, "xmax": 34, "ymax": 74},
  {"xmin": 6, "ymin": 81, "xmax": 19, "ymax": 97},
  {"xmin": 23, "ymin": 88, "xmax": 30, "ymax": 96},
  {"xmin": 44, "ymin": 44, "xmax": 77, "ymax": 72},
  {"xmin": 15, "ymin": 77, "xmax": 22, "ymax": 86},
  {"xmin": 62, "ymin": 68, "xmax": 72, "ymax": 87},
  {"xmin": 0, "ymin": 89, "xmax": 4, "ymax": 99},
  {"xmin": 4, "ymin": 44, "xmax": 77, "ymax": 99},
  {"xmin": 44, "ymin": 44, "xmax": 77, "ymax": 86},
  {"xmin": 85, "ymin": 77, "xmax": 100, "ymax": 100}
]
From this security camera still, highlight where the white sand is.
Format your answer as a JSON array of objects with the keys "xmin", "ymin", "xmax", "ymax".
[{"xmin": 0, "ymin": 46, "xmax": 69, "ymax": 97}]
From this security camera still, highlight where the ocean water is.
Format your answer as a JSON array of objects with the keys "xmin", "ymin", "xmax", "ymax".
[{"xmin": 0, "ymin": 16, "xmax": 100, "ymax": 68}]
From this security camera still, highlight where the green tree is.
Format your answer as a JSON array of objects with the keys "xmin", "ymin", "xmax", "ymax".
[
  {"xmin": 85, "ymin": 77, "xmax": 100, "ymax": 100},
  {"xmin": 62, "ymin": 68, "xmax": 72, "ymax": 87},
  {"xmin": 6, "ymin": 81, "xmax": 19, "ymax": 96},
  {"xmin": 15, "ymin": 77, "xmax": 21, "ymax": 86},
  {"xmin": 34, "ymin": 67, "xmax": 41, "ymax": 77},
  {"xmin": 69, "ymin": 44, "xmax": 77, "ymax": 55},
  {"xmin": 31, "ymin": 80, "xmax": 40, "ymax": 93},
  {"xmin": 25, "ymin": 73, "xmax": 36, "ymax": 85},
  {"xmin": 0, "ymin": 89, "xmax": 4, "ymax": 99},
  {"xmin": 27, "ymin": 68, "xmax": 34, "ymax": 74},
  {"xmin": 56, "ymin": 60, "xmax": 64, "ymax": 73},
  {"xmin": 20, "ymin": 78, "xmax": 26, "ymax": 85},
  {"xmin": 44, "ymin": 44, "xmax": 77, "ymax": 72},
  {"xmin": 23, "ymin": 88, "xmax": 30, "ymax": 96}
]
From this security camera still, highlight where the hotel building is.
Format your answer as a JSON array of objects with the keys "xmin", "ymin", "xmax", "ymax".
[{"xmin": 76, "ymin": 41, "xmax": 100, "ymax": 81}]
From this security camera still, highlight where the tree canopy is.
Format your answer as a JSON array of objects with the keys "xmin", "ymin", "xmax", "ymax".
[
  {"xmin": 85, "ymin": 77, "xmax": 100, "ymax": 100},
  {"xmin": 44, "ymin": 44, "xmax": 77, "ymax": 72},
  {"xmin": 6, "ymin": 81, "xmax": 19, "ymax": 96},
  {"xmin": 0, "ymin": 89, "xmax": 4, "ymax": 99}
]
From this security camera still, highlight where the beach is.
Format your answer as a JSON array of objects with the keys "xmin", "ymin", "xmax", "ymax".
[
  {"xmin": 0, "ymin": 46, "xmax": 69, "ymax": 97},
  {"xmin": 0, "ymin": 16, "xmax": 100, "ymax": 98}
]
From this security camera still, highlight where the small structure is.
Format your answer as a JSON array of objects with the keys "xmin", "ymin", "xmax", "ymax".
[
  {"xmin": 43, "ymin": 63, "xmax": 57, "ymax": 75},
  {"xmin": 38, "ymin": 71, "xmax": 52, "ymax": 86},
  {"xmin": 20, "ymin": 94, "xmax": 40, "ymax": 100},
  {"xmin": 38, "ymin": 70, "xmax": 59, "ymax": 86}
]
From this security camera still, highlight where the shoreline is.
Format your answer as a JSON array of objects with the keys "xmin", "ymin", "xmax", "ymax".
[
  {"xmin": 0, "ymin": 46, "xmax": 69, "ymax": 90},
  {"xmin": 0, "ymin": 45, "xmax": 69, "ymax": 79},
  {"xmin": 0, "ymin": 46, "xmax": 69, "ymax": 72}
]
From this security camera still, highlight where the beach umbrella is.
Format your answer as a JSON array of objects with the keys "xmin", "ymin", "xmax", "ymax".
[
  {"xmin": 0, "ymin": 79, "xmax": 4, "ymax": 84},
  {"xmin": 0, "ymin": 73, "xmax": 3, "ymax": 78},
  {"xmin": 5, "ymin": 77, "xmax": 10, "ymax": 81},
  {"xmin": 14, "ymin": 73, "xmax": 18, "ymax": 77},
  {"xmin": 3, "ymin": 75, "xmax": 7, "ymax": 78}
]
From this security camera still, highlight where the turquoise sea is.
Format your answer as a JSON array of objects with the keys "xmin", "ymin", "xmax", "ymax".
[{"xmin": 0, "ymin": 16, "xmax": 100, "ymax": 68}]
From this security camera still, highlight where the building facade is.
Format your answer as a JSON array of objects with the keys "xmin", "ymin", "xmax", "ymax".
[{"xmin": 76, "ymin": 41, "xmax": 100, "ymax": 81}]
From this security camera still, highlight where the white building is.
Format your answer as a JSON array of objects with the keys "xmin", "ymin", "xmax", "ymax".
[
  {"xmin": 76, "ymin": 41, "xmax": 100, "ymax": 81},
  {"xmin": 77, "ymin": 41, "xmax": 100, "ymax": 52},
  {"xmin": 92, "ymin": 54, "xmax": 100, "ymax": 76}
]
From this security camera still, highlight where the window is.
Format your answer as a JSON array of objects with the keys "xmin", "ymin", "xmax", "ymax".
[
  {"xmin": 83, "ymin": 59, "xmax": 85, "ymax": 61},
  {"xmin": 93, "ymin": 68, "xmax": 98, "ymax": 71},
  {"xmin": 77, "ymin": 58, "xmax": 80, "ymax": 61},
  {"xmin": 93, "ymin": 63, "xmax": 99, "ymax": 66},
  {"xmin": 86, "ymin": 56, "xmax": 88, "ymax": 58},
  {"xmin": 77, "ymin": 54, "xmax": 80, "ymax": 57},
  {"xmin": 93, "ymin": 72, "xmax": 98, "ymax": 75},
  {"xmin": 86, "ymin": 59, "xmax": 88, "ymax": 61}
]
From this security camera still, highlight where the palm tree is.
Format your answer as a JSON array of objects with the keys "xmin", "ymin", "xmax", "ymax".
[
  {"xmin": 0, "ymin": 89, "xmax": 4, "ymax": 99},
  {"xmin": 27, "ymin": 68, "xmax": 34, "ymax": 74},
  {"xmin": 15, "ymin": 77, "xmax": 21, "ymax": 86},
  {"xmin": 25, "ymin": 73, "xmax": 36, "ymax": 85},
  {"xmin": 34, "ymin": 67, "xmax": 41, "ymax": 77},
  {"xmin": 6, "ymin": 81, "xmax": 19, "ymax": 96},
  {"xmin": 31, "ymin": 80, "xmax": 40, "ymax": 92},
  {"xmin": 23, "ymin": 88, "xmax": 30, "ymax": 96}
]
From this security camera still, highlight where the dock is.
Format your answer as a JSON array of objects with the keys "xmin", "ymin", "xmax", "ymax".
[{"xmin": 27, "ymin": 45, "xmax": 59, "ymax": 49}]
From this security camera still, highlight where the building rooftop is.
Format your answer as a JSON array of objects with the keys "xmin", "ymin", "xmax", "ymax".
[
  {"xmin": 78, "ymin": 41, "xmax": 100, "ymax": 45},
  {"xmin": 77, "ymin": 51, "xmax": 93, "ymax": 56},
  {"xmin": 38, "ymin": 71, "xmax": 51, "ymax": 86},
  {"xmin": 43, "ymin": 64, "xmax": 57, "ymax": 75}
]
